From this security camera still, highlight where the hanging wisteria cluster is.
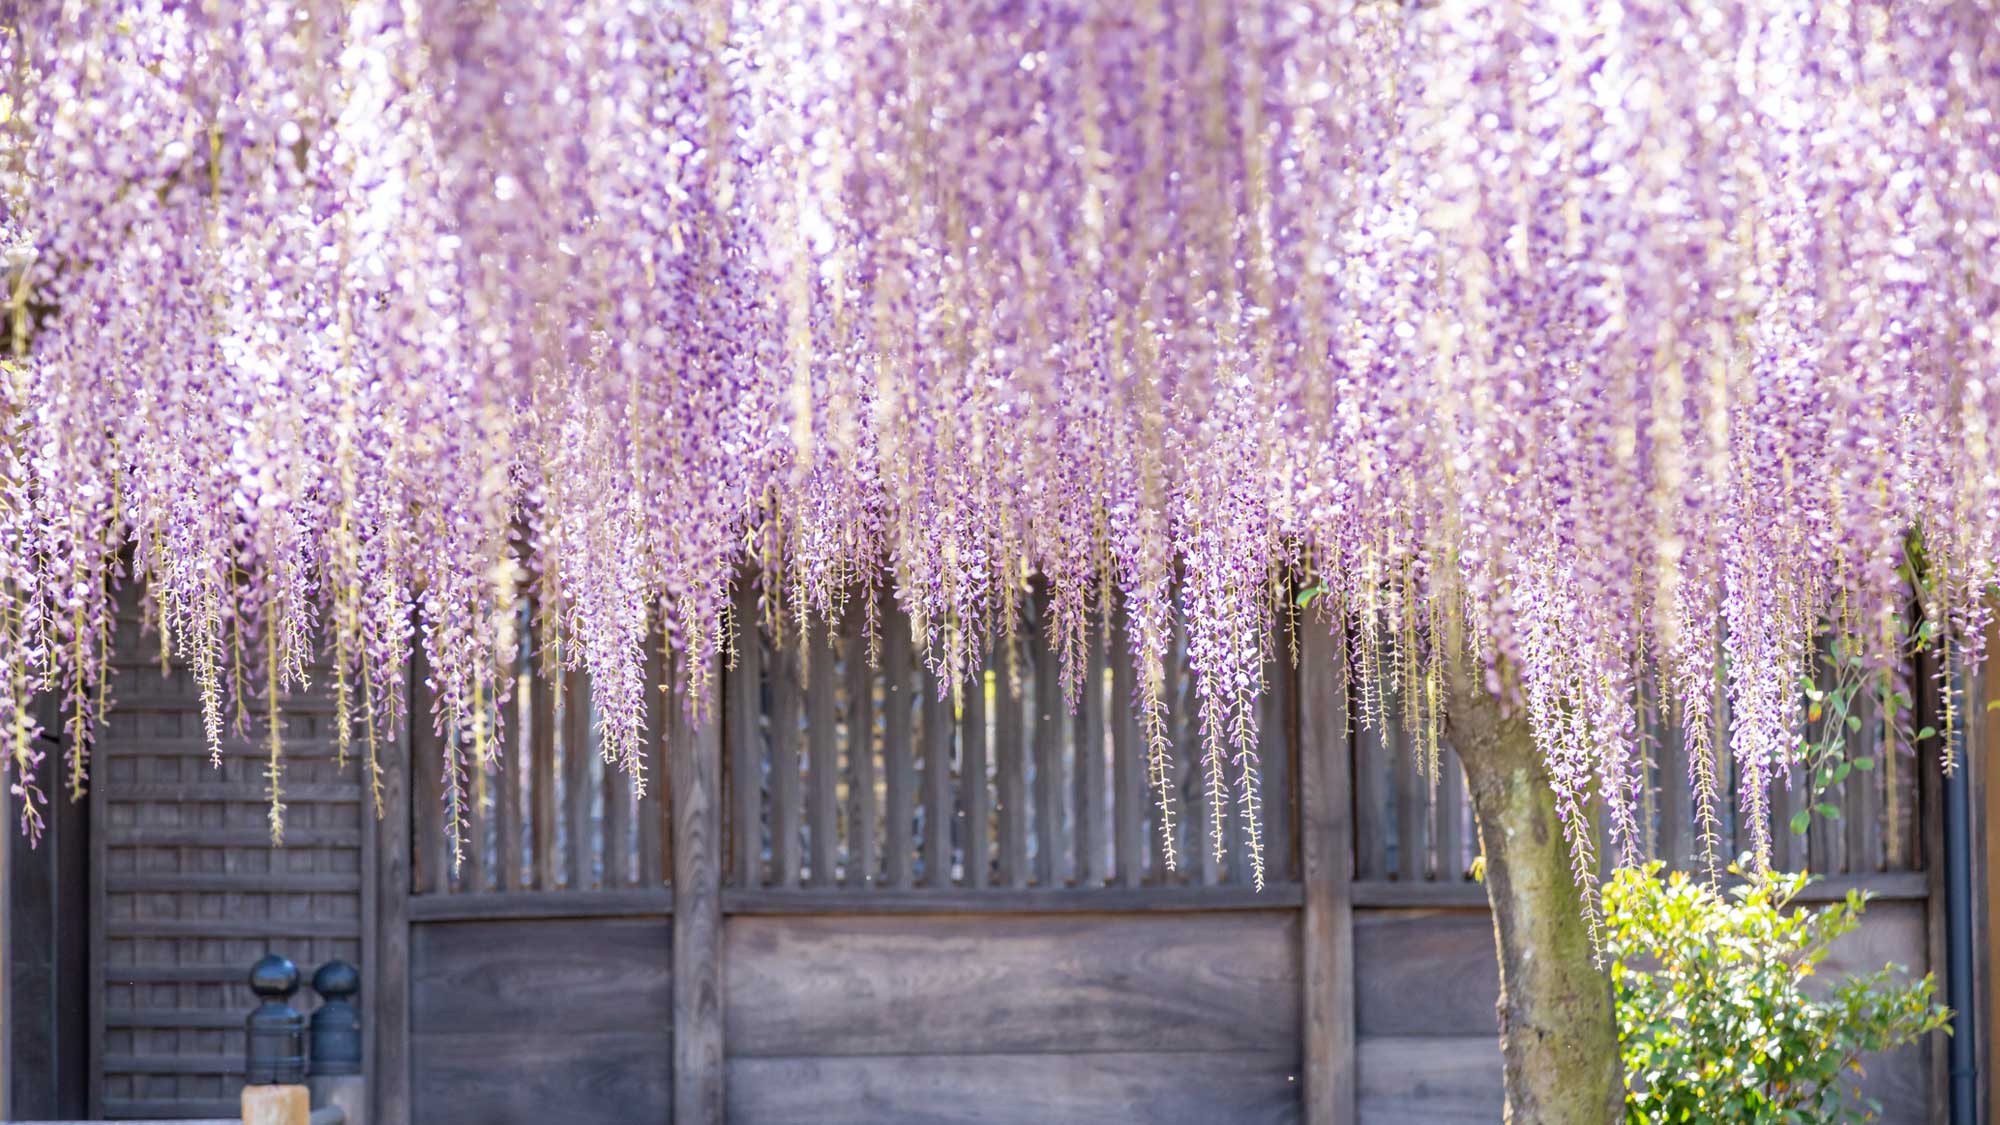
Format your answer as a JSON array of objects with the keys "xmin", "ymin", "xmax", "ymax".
[{"xmin": 2, "ymin": 0, "xmax": 1997, "ymax": 895}]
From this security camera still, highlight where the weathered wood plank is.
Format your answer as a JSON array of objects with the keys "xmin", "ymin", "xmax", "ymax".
[
  {"xmin": 921, "ymin": 659, "xmax": 955, "ymax": 888},
  {"xmin": 1392, "ymin": 691, "xmax": 1424, "ymax": 881},
  {"xmin": 531, "ymin": 630, "xmax": 559, "ymax": 893},
  {"xmin": 1356, "ymin": 1036, "xmax": 1502, "ymax": 1125},
  {"xmin": 1033, "ymin": 597, "xmax": 1065, "ymax": 887},
  {"xmin": 1258, "ymin": 624, "xmax": 1294, "ymax": 884},
  {"xmin": 768, "ymin": 637, "xmax": 802, "ymax": 888},
  {"xmin": 411, "ymin": 1030, "xmax": 671, "ymax": 1125},
  {"xmin": 636, "ymin": 633, "xmax": 666, "ymax": 887},
  {"xmin": 1435, "ymin": 745, "xmax": 1465, "ymax": 883},
  {"xmin": 605, "ymin": 751, "xmax": 632, "ymax": 889},
  {"xmin": 375, "ymin": 682, "xmax": 412, "ymax": 1125},
  {"xmin": 564, "ymin": 665, "xmax": 593, "ymax": 890},
  {"xmin": 1076, "ymin": 625, "xmax": 1109, "ymax": 887},
  {"xmin": 965, "ymin": 646, "xmax": 992, "ymax": 889},
  {"xmin": 725, "ymin": 912, "xmax": 1299, "ymax": 1057},
  {"xmin": 675, "ymin": 662, "xmax": 726, "ymax": 1125},
  {"xmin": 727, "ymin": 1052, "xmax": 1301, "ymax": 1125},
  {"xmin": 1111, "ymin": 609, "xmax": 1144, "ymax": 888},
  {"xmin": 499, "ymin": 649, "xmax": 526, "ymax": 892},
  {"xmin": 1298, "ymin": 619, "xmax": 1355, "ymax": 1125},
  {"xmin": 1353, "ymin": 705, "xmax": 1390, "ymax": 882},
  {"xmin": 883, "ymin": 602, "xmax": 916, "ymax": 890},
  {"xmin": 1354, "ymin": 909, "xmax": 1500, "ymax": 1037},
  {"xmin": 808, "ymin": 629, "xmax": 838, "ymax": 888},
  {"xmin": 407, "ymin": 888, "xmax": 673, "ymax": 922},
  {"xmin": 730, "ymin": 582, "xmax": 764, "ymax": 888},
  {"xmin": 411, "ymin": 917, "xmax": 671, "ymax": 1034},
  {"xmin": 845, "ymin": 611, "xmax": 878, "ymax": 888},
  {"xmin": 997, "ymin": 634, "xmax": 1029, "ymax": 889},
  {"xmin": 721, "ymin": 883, "xmax": 1301, "ymax": 914}
]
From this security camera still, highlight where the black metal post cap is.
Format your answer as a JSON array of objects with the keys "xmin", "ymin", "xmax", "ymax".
[
  {"xmin": 249, "ymin": 954, "xmax": 300, "ymax": 999},
  {"xmin": 309, "ymin": 959, "xmax": 364, "ymax": 1077},
  {"xmin": 311, "ymin": 959, "xmax": 359, "ymax": 999}
]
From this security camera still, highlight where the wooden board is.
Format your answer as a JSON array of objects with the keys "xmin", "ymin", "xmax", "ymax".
[
  {"xmin": 727, "ymin": 1051, "xmax": 1301, "ymax": 1125},
  {"xmin": 725, "ymin": 912, "xmax": 1300, "ymax": 1057},
  {"xmin": 408, "ymin": 917, "xmax": 670, "ymax": 1125}
]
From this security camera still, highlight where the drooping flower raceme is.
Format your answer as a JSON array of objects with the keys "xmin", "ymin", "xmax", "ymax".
[{"xmin": 1, "ymin": 1, "xmax": 1996, "ymax": 897}]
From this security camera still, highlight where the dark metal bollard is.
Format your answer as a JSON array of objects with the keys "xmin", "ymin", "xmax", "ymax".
[
  {"xmin": 309, "ymin": 961, "xmax": 362, "ymax": 1076},
  {"xmin": 246, "ymin": 954, "xmax": 307, "ymax": 1086}
]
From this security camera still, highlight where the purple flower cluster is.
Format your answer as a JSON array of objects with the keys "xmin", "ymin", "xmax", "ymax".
[{"xmin": 1, "ymin": 2, "xmax": 1995, "ymax": 896}]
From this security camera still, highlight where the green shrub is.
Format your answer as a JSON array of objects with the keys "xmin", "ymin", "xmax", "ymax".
[{"xmin": 1604, "ymin": 861, "xmax": 1949, "ymax": 1123}]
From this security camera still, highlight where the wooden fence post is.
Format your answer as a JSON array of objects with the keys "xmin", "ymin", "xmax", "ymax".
[
  {"xmin": 242, "ymin": 956, "xmax": 310, "ymax": 1125},
  {"xmin": 674, "ymin": 659, "xmax": 725, "ymax": 1122},
  {"xmin": 1299, "ymin": 621, "xmax": 1356, "ymax": 1124},
  {"xmin": 308, "ymin": 961, "xmax": 366, "ymax": 1125}
]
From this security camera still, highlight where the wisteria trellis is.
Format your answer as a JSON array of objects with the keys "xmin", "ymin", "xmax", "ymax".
[{"xmin": 1, "ymin": 1, "xmax": 1997, "ymax": 900}]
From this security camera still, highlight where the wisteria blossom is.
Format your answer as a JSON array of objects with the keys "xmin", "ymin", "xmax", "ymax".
[{"xmin": 1, "ymin": 0, "xmax": 1997, "ymax": 897}]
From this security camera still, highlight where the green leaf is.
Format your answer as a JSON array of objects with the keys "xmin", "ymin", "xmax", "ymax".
[
  {"xmin": 1852, "ymin": 757, "xmax": 1875, "ymax": 772},
  {"xmin": 1815, "ymin": 802, "xmax": 1842, "ymax": 820},
  {"xmin": 1294, "ymin": 583, "xmax": 1326, "ymax": 607},
  {"xmin": 1846, "ymin": 716, "xmax": 1863, "ymax": 732},
  {"xmin": 1789, "ymin": 810, "xmax": 1812, "ymax": 836},
  {"xmin": 1915, "ymin": 726, "xmax": 1937, "ymax": 742}
]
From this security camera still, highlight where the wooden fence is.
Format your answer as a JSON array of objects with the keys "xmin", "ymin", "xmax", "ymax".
[{"xmin": 26, "ymin": 581, "xmax": 1947, "ymax": 1123}]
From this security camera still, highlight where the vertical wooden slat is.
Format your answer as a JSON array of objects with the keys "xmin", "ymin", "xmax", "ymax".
[
  {"xmin": 636, "ymin": 632, "xmax": 665, "ymax": 886},
  {"xmin": 1033, "ymin": 598, "xmax": 1064, "ymax": 887},
  {"xmin": 1076, "ymin": 626, "xmax": 1108, "ymax": 887},
  {"xmin": 498, "ymin": 653, "xmax": 525, "ymax": 892},
  {"xmin": 1112, "ymin": 609, "xmax": 1144, "ymax": 888},
  {"xmin": 997, "ymin": 635, "xmax": 1029, "ymax": 889},
  {"xmin": 531, "ymin": 636, "xmax": 559, "ymax": 892},
  {"xmin": 883, "ymin": 597, "xmax": 916, "ymax": 889},
  {"xmin": 845, "ymin": 613, "xmax": 877, "ymax": 887},
  {"xmin": 1353, "ymin": 705, "xmax": 1389, "ymax": 882},
  {"xmin": 922, "ymin": 660, "xmax": 955, "ymax": 887},
  {"xmin": 462, "ymin": 732, "xmax": 489, "ymax": 894},
  {"xmin": 1436, "ymin": 744, "xmax": 1465, "ymax": 882},
  {"xmin": 410, "ymin": 657, "xmax": 449, "ymax": 895},
  {"xmin": 604, "ymin": 757, "xmax": 631, "ymax": 889},
  {"xmin": 730, "ymin": 582, "xmax": 764, "ymax": 888},
  {"xmin": 373, "ymin": 669, "xmax": 413, "ymax": 1125},
  {"xmin": 770, "ymin": 637, "xmax": 803, "ymax": 888},
  {"xmin": 1257, "ymin": 629, "xmax": 1293, "ymax": 883},
  {"xmin": 1299, "ymin": 619, "xmax": 1356, "ymax": 1125},
  {"xmin": 965, "ymin": 647, "xmax": 992, "ymax": 888},
  {"xmin": 564, "ymin": 666, "xmax": 593, "ymax": 890},
  {"xmin": 1656, "ymin": 700, "xmax": 1692, "ymax": 870},
  {"xmin": 673, "ymin": 661, "xmax": 724, "ymax": 1125},
  {"xmin": 808, "ymin": 630, "xmax": 838, "ymax": 887},
  {"xmin": 1393, "ymin": 694, "xmax": 1424, "ymax": 881},
  {"xmin": 85, "ymin": 721, "xmax": 106, "ymax": 1121},
  {"xmin": 1848, "ymin": 689, "xmax": 1882, "ymax": 874}
]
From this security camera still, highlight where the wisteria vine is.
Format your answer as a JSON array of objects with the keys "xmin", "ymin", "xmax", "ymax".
[{"xmin": 2, "ymin": 1, "xmax": 1997, "ymax": 898}]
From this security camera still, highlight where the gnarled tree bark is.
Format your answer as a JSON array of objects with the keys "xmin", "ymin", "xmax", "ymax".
[{"xmin": 1444, "ymin": 647, "xmax": 1621, "ymax": 1124}]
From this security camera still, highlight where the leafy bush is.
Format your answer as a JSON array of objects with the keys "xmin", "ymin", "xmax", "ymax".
[{"xmin": 1604, "ymin": 862, "xmax": 1949, "ymax": 1123}]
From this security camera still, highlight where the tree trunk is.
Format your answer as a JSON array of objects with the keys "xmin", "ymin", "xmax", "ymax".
[{"xmin": 1444, "ymin": 652, "xmax": 1622, "ymax": 1124}]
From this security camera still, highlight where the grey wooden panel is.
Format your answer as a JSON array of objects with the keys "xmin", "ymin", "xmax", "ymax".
[
  {"xmin": 1392, "ymin": 696, "xmax": 1423, "ymax": 881},
  {"xmin": 605, "ymin": 752, "xmax": 632, "ymax": 888},
  {"xmin": 1353, "ymin": 909, "xmax": 1499, "ymax": 1038},
  {"xmin": 636, "ymin": 634, "xmax": 666, "ymax": 887},
  {"xmin": 1110, "ymin": 611, "xmax": 1143, "ymax": 888},
  {"xmin": 1032, "ymin": 599, "xmax": 1065, "ymax": 887},
  {"xmin": 769, "ymin": 638, "xmax": 802, "ymax": 888},
  {"xmin": 1298, "ymin": 619, "xmax": 1355, "ymax": 1125},
  {"xmin": 920, "ymin": 660, "xmax": 954, "ymax": 887},
  {"xmin": 530, "ymin": 627, "xmax": 559, "ymax": 892},
  {"xmin": 808, "ymin": 630, "xmax": 838, "ymax": 887},
  {"xmin": 564, "ymin": 665, "xmax": 592, "ymax": 890},
  {"xmin": 674, "ymin": 661, "xmax": 725, "ymax": 1124},
  {"xmin": 1076, "ymin": 627, "xmax": 1108, "ymax": 887},
  {"xmin": 996, "ymin": 638, "xmax": 1028, "ymax": 888},
  {"xmin": 499, "ymin": 652, "xmax": 526, "ymax": 892},
  {"xmin": 412, "ymin": 1030, "xmax": 671, "ymax": 1125},
  {"xmin": 92, "ymin": 595, "xmax": 367, "ymax": 1119},
  {"xmin": 411, "ymin": 917, "xmax": 670, "ymax": 1034},
  {"xmin": 725, "ymin": 912, "xmax": 1300, "ymax": 1057},
  {"xmin": 845, "ymin": 612, "xmax": 877, "ymax": 887},
  {"xmin": 729, "ymin": 582, "xmax": 764, "ymax": 888},
  {"xmin": 1356, "ymin": 1036, "xmax": 1502, "ymax": 1125},
  {"xmin": 1258, "ymin": 627, "xmax": 1294, "ymax": 884},
  {"xmin": 1434, "ymin": 746, "xmax": 1465, "ymax": 883},
  {"xmin": 883, "ymin": 603, "xmax": 916, "ymax": 889},
  {"xmin": 965, "ymin": 648, "xmax": 991, "ymax": 889},
  {"xmin": 728, "ymin": 1051, "xmax": 1300, "ymax": 1125},
  {"xmin": 1352, "ymin": 713, "xmax": 1389, "ymax": 881}
]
